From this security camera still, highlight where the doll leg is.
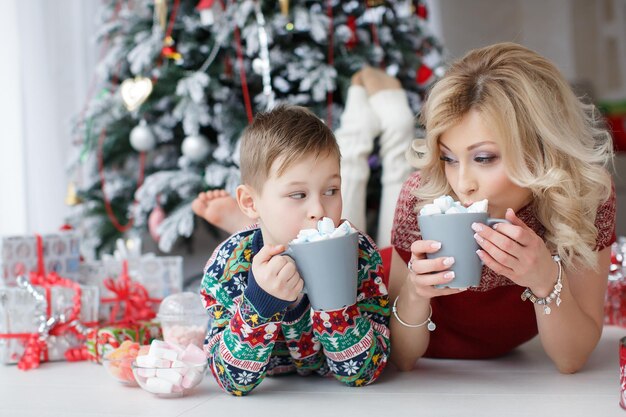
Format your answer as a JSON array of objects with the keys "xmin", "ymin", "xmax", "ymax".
[
  {"xmin": 336, "ymin": 85, "xmax": 381, "ymax": 232},
  {"xmin": 370, "ymin": 90, "xmax": 415, "ymax": 247}
]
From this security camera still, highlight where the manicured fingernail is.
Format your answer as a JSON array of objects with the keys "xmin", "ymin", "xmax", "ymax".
[
  {"xmin": 492, "ymin": 223, "xmax": 499, "ymax": 230},
  {"xmin": 443, "ymin": 257, "xmax": 455, "ymax": 266},
  {"xmin": 474, "ymin": 233, "xmax": 484, "ymax": 243},
  {"xmin": 476, "ymin": 249, "xmax": 483, "ymax": 257},
  {"xmin": 443, "ymin": 271, "xmax": 455, "ymax": 280},
  {"xmin": 471, "ymin": 222, "xmax": 483, "ymax": 232},
  {"xmin": 431, "ymin": 242, "xmax": 441, "ymax": 249}
]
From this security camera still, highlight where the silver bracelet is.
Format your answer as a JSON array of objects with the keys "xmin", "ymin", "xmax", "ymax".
[
  {"xmin": 392, "ymin": 296, "xmax": 436, "ymax": 331},
  {"xmin": 521, "ymin": 255, "xmax": 563, "ymax": 315}
]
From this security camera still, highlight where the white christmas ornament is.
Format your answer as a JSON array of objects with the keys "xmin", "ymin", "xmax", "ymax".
[
  {"xmin": 129, "ymin": 120, "xmax": 156, "ymax": 152},
  {"xmin": 181, "ymin": 134, "xmax": 210, "ymax": 162}
]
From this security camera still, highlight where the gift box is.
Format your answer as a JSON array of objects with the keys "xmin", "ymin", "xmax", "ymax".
[
  {"xmin": 0, "ymin": 281, "xmax": 99, "ymax": 366},
  {"xmin": 0, "ymin": 232, "xmax": 81, "ymax": 286},
  {"xmin": 79, "ymin": 254, "xmax": 183, "ymax": 322},
  {"xmin": 85, "ymin": 321, "xmax": 162, "ymax": 363}
]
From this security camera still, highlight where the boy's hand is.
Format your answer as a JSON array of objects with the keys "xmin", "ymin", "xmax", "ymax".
[{"xmin": 252, "ymin": 244, "xmax": 304, "ymax": 302}]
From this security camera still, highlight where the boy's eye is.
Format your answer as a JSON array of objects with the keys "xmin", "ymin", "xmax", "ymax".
[
  {"xmin": 289, "ymin": 192, "xmax": 306, "ymax": 199},
  {"xmin": 324, "ymin": 188, "xmax": 339, "ymax": 196}
]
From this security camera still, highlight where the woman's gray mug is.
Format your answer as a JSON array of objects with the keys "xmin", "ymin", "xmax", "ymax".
[
  {"xmin": 418, "ymin": 212, "xmax": 510, "ymax": 288},
  {"xmin": 282, "ymin": 231, "xmax": 359, "ymax": 310}
]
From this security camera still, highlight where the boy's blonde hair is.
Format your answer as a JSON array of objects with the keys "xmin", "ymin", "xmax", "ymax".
[
  {"xmin": 409, "ymin": 42, "xmax": 613, "ymax": 270},
  {"xmin": 239, "ymin": 105, "xmax": 340, "ymax": 191}
]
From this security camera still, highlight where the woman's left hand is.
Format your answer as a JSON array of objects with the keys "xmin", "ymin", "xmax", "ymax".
[{"xmin": 473, "ymin": 208, "xmax": 558, "ymax": 295}]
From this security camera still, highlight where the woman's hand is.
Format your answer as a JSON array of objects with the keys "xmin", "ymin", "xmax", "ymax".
[
  {"xmin": 403, "ymin": 239, "xmax": 467, "ymax": 300},
  {"xmin": 473, "ymin": 208, "xmax": 558, "ymax": 296}
]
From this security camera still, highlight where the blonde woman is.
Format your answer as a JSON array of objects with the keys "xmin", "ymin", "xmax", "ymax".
[{"xmin": 388, "ymin": 42, "xmax": 616, "ymax": 373}]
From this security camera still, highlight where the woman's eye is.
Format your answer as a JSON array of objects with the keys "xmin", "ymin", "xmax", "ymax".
[
  {"xmin": 475, "ymin": 155, "xmax": 497, "ymax": 164},
  {"xmin": 439, "ymin": 155, "xmax": 457, "ymax": 165},
  {"xmin": 324, "ymin": 188, "xmax": 339, "ymax": 196},
  {"xmin": 289, "ymin": 192, "xmax": 306, "ymax": 200}
]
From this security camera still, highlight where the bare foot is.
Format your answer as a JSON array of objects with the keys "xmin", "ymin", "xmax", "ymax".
[{"xmin": 191, "ymin": 190, "xmax": 252, "ymax": 234}]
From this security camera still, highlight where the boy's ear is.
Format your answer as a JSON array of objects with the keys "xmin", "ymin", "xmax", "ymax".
[{"xmin": 236, "ymin": 184, "xmax": 260, "ymax": 220}]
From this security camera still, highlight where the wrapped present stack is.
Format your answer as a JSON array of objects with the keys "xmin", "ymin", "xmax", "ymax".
[
  {"xmin": 79, "ymin": 238, "xmax": 183, "ymax": 363},
  {"xmin": 606, "ymin": 237, "xmax": 626, "ymax": 326},
  {"xmin": 0, "ymin": 231, "xmax": 80, "ymax": 286},
  {"xmin": 0, "ymin": 232, "xmax": 185, "ymax": 369},
  {"xmin": 0, "ymin": 234, "xmax": 99, "ymax": 370}
]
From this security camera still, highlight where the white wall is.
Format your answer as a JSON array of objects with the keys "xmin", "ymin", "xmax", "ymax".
[
  {"xmin": 0, "ymin": 0, "xmax": 27, "ymax": 234},
  {"xmin": 0, "ymin": 0, "xmax": 99, "ymax": 236}
]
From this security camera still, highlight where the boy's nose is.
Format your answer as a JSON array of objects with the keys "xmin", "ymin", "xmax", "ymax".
[{"xmin": 307, "ymin": 199, "xmax": 325, "ymax": 220}]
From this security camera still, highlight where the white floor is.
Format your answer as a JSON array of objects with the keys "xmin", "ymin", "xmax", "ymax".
[{"xmin": 1, "ymin": 326, "xmax": 625, "ymax": 417}]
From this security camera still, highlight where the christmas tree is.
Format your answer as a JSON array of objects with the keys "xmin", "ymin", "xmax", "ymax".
[{"xmin": 69, "ymin": 0, "xmax": 444, "ymax": 257}]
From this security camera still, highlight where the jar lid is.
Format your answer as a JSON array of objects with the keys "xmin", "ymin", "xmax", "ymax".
[{"xmin": 157, "ymin": 292, "xmax": 207, "ymax": 320}]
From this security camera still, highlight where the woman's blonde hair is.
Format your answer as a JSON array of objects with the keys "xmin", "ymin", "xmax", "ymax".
[{"xmin": 409, "ymin": 42, "xmax": 613, "ymax": 270}]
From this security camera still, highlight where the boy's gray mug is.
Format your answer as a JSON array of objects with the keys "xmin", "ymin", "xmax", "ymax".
[
  {"xmin": 283, "ymin": 231, "xmax": 359, "ymax": 310},
  {"xmin": 418, "ymin": 212, "xmax": 509, "ymax": 288}
]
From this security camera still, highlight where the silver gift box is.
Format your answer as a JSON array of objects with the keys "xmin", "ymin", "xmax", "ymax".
[
  {"xmin": 0, "ymin": 284, "xmax": 99, "ymax": 364},
  {"xmin": 0, "ymin": 232, "xmax": 81, "ymax": 286}
]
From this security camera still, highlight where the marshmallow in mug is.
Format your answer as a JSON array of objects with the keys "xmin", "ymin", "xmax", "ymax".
[
  {"xmin": 419, "ymin": 195, "xmax": 489, "ymax": 216},
  {"xmin": 290, "ymin": 217, "xmax": 356, "ymax": 244}
]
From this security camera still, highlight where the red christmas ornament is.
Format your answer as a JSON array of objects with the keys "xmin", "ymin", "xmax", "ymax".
[
  {"xmin": 416, "ymin": 64, "xmax": 433, "ymax": 84},
  {"xmin": 162, "ymin": 36, "xmax": 182, "ymax": 62},
  {"xmin": 346, "ymin": 15, "xmax": 358, "ymax": 50},
  {"xmin": 196, "ymin": 0, "xmax": 215, "ymax": 9},
  {"xmin": 148, "ymin": 204, "xmax": 166, "ymax": 242},
  {"xmin": 416, "ymin": 2, "xmax": 428, "ymax": 19}
]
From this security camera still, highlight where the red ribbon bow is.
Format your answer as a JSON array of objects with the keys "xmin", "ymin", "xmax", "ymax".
[
  {"xmin": 15, "ymin": 235, "xmax": 86, "ymax": 370},
  {"xmin": 101, "ymin": 260, "xmax": 156, "ymax": 325}
]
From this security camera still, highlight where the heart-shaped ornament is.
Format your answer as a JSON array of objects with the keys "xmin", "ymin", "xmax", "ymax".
[{"xmin": 120, "ymin": 76, "xmax": 153, "ymax": 112}]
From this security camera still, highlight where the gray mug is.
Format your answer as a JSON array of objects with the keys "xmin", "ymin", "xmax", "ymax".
[
  {"xmin": 283, "ymin": 231, "xmax": 359, "ymax": 310},
  {"xmin": 418, "ymin": 212, "xmax": 509, "ymax": 288}
]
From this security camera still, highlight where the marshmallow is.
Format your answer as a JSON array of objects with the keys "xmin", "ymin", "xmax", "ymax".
[
  {"xmin": 163, "ymin": 324, "xmax": 208, "ymax": 348},
  {"xmin": 290, "ymin": 217, "xmax": 356, "ymax": 244},
  {"xmin": 156, "ymin": 368, "xmax": 183, "ymax": 385},
  {"xmin": 445, "ymin": 205, "xmax": 467, "ymax": 214},
  {"xmin": 182, "ymin": 369, "xmax": 204, "ymax": 389},
  {"xmin": 467, "ymin": 199, "xmax": 488, "ymax": 213},
  {"xmin": 180, "ymin": 344, "xmax": 207, "ymax": 366},
  {"xmin": 317, "ymin": 217, "xmax": 335, "ymax": 235},
  {"xmin": 146, "ymin": 377, "xmax": 174, "ymax": 394},
  {"xmin": 419, "ymin": 203, "xmax": 442, "ymax": 216},
  {"xmin": 136, "ymin": 355, "xmax": 171, "ymax": 368},
  {"xmin": 433, "ymin": 195, "xmax": 454, "ymax": 212},
  {"xmin": 419, "ymin": 195, "xmax": 489, "ymax": 216}
]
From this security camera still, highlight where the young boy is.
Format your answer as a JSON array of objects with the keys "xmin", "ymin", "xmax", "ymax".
[{"xmin": 200, "ymin": 105, "xmax": 390, "ymax": 396}]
